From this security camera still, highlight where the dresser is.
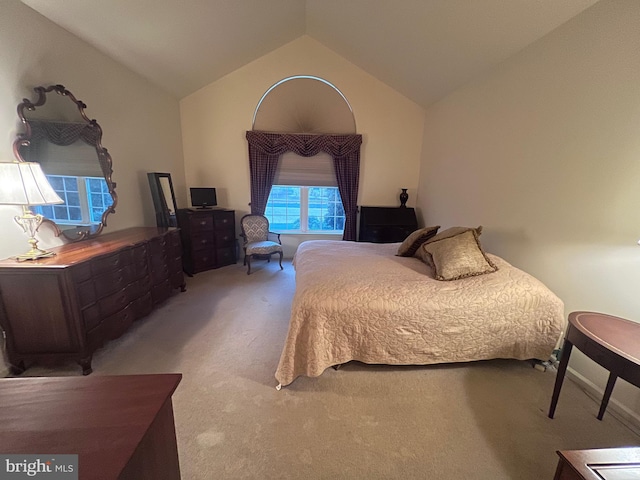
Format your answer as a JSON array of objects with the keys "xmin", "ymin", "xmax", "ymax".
[
  {"xmin": 177, "ymin": 208, "xmax": 236, "ymax": 275},
  {"xmin": 554, "ymin": 448, "xmax": 640, "ymax": 479},
  {"xmin": 0, "ymin": 374, "xmax": 182, "ymax": 480},
  {"xmin": 0, "ymin": 227, "xmax": 185, "ymax": 375},
  {"xmin": 358, "ymin": 206, "xmax": 418, "ymax": 243}
]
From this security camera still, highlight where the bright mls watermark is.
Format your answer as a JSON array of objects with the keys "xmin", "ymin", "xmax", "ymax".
[{"xmin": 0, "ymin": 455, "xmax": 77, "ymax": 479}]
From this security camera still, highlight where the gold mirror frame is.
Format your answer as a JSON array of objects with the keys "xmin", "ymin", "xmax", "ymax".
[{"xmin": 13, "ymin": 84, "xmax": 117, "ymax": 241}]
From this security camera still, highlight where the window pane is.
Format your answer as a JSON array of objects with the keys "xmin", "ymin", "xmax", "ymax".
[
  {"xmin": 265, "ymin": 186, "xmax": 301, "ymax": 230},
  {"xmin": 309, "ymin": 186, "xmax": 344, "ymax": 232},
  {"xmin": 86, "ymin": 177, "xmax": 112, "ymax": 223}
]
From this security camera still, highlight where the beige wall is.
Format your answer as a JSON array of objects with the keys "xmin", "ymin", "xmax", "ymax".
[
  {"xmin": 0, "ymin": 1, "xmax": 185, "ymax": 261},
  {"xmin": 416, "ymin": 0, "xmax": 640, "ymax": 418},
  {"xmin": 180, "ymin": 35, "xmax": 425, "ymax": 256}
]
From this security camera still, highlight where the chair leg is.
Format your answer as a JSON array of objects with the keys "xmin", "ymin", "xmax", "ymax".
[
  {"xmin": 246, "ymin": 256, "xmax": 251, "ymax": 275},
  {"xmin": 278, "ymin": 251, "xmax": 283, "ymax": 270}
]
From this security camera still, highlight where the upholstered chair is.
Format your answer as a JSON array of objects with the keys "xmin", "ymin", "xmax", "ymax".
[{"xmin": 240, "ymin": 214, "xmax": 284, "ymax": 275}]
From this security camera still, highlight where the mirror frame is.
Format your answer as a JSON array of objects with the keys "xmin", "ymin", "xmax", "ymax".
[
  {"xmin": 13, "ymin": 84, "xmax": 117, "ymax": 241},
  {"xmin": 147, "ymin": 172, "xmax": 178, "ymax": 228}
]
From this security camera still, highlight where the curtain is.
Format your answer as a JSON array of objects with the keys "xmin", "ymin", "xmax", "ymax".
[
  {"xmin": 29, "ymin": 120, "xmax": 100, "ymax": 146},
  {"xmin": 246, "ymin": 131, "xmax": 362, "ymax": 241}
]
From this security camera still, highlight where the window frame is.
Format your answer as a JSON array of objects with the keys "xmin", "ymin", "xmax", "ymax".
[{"xmin": 265, "ymin": 185, "xmax": 345, "ymax": 234}]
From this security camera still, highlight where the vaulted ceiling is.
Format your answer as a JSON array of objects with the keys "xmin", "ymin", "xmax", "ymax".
[{"xmin": 21, "ymin": 0, "xmax": 599, "ymax": 107}]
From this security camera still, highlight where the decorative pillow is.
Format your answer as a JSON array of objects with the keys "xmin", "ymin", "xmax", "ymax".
[
  {"xmin": 417, "ymin": 226, "xmax": 482, "ymax": 266},
  {"xmin": 396, "ymin": 226, "xmax": 440, "ymax": 257},
  {"xmin": 419, "ymin": 227, "xmax": 497, "ymax": 281}
]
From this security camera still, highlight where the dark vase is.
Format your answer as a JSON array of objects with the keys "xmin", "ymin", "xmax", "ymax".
[{"xmin": 399, "ymin": 188, "xmax": 409, "ymax": 208}]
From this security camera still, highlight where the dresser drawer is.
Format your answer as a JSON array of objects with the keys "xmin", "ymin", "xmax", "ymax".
[
  {"xmin": 214, "ymin": 229, "xmax": 235, "ymax": 247},
  {"xmin": 76, "ymin": 279, "xmax": 96, "ymax": 309},
  {"xmin": 98, "ymin": 288, "xmax": 129, "ymax": 318},
  {"xmin": 216, "ymin": 247, "xmax": 236, "ymax": 266},
  {"xmin": 82, "ymin": 304, "xmax": 101, "ymax": 332},
  {"xmin": 192, "ymin": 251, "xmax": 215, "ymax": 270},
  {"xmin": 94, "ymin": 267, "xmax": 129, "ymax": 297},
  {"xmin": 151, "ymin": 279, "xmax": 172, "ymax": 305},
  {"xmin": 191, "ymin": 232, "xmax": 215, "ymax": 251},
  {"xmin": 189, "ymin": 214, "xmax": 214, "ymax": 232},
  {"xmin": 91, "ymin": 249, "xmax": 133, "ymax": 275},
  {"xmin": 213, "ymin": 210, "xmax": 234, "ymax": 228}
]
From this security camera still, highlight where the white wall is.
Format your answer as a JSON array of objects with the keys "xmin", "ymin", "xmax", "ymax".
[
  {"xmin": 180, "ymin": 36, "xmax": 425, "ymax": 256},
  {"xmin": 416, "ymin": 0, "xmax": 640, "ymax": 418},
  {"xmin": 0, "ymin": 0, "xmax": 185, "ymax": 260}
]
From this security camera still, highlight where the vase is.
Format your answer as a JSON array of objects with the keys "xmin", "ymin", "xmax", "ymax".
[{"xmin": 399, "ymin": 188, "xmax": 408, "ymax": 208}]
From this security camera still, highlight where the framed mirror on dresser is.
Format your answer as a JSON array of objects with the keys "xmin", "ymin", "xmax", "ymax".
[
  {"xmin": 0, "ymin": 85, "xmax": 186, "ymax": 376},
  {"xmin": 14, "ymin": 84, "xmax": 117, "ymax": 241}
]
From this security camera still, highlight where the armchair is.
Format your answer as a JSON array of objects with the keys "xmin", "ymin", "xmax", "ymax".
[{"xmin": 240, "ymin": 214, "xmax": 284, "ymax": 275}]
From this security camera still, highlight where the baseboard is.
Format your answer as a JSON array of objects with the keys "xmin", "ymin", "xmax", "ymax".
[{"xmin": 567, "ymin": 367, "xmax": 640, "ymax": 436}]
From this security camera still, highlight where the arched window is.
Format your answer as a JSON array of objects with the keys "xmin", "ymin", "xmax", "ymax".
[{"xmin": 247, "ymin": 76, "xmax": 362, "ymax": 241}]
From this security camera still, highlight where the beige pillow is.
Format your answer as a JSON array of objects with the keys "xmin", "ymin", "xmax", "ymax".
[
  {"xmin": 396, "ymin": 226, "xmax": 440, "ymax": 257},
  {"xmin": 419, "ymin": 227, "xmax": 497, "ymax": 281}
]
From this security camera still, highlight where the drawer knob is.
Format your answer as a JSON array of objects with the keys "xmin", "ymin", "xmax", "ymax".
[{"xmin": 200, "ymin": 221, "xmax": 206, "ymax": 225}]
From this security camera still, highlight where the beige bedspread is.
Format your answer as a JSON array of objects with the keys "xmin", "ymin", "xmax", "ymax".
[{"xmin": 275, "ymin": 240, "xmax": 565, "ymax": 387}]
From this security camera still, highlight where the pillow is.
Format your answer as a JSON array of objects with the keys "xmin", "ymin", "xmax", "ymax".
[
  {"xmin": 417, "ymin": 226, "xmax": 483, "ymax": 266},
  {"xmin": 396, "ymin": 226, "xmax": 441, "ymax": 257},
  {"xmin": 419, "ymin": 227, "xmax": 497, "ymax": 281}
]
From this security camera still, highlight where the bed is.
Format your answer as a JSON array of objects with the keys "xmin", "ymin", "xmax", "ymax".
[{"xmin": 275, "ymin": 239, "xmax": 565, "ymax": 387}]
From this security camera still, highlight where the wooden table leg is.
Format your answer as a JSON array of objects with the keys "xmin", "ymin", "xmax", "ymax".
[
  {"xmin": 597, "ymin": 372, "xmax": 617, "ymax": 420},
  {"xmin": 549, "ymin": 340, "xmax": 573, "ymax": 419}
]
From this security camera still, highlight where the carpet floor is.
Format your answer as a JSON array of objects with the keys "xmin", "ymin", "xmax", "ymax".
[{"xmin": 15, "ymin": 259, "xmax": 640, "ymax": 479}]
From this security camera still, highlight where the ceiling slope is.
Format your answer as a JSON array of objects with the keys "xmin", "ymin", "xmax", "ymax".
[{"xmin": 21, "ymin": 0, "xmax": 599, "ymax": 106}]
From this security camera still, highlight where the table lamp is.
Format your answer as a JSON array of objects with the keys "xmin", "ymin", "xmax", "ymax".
[{"xmin": 0, "ymin": 161, "xmax": 63, "ymax": 261}]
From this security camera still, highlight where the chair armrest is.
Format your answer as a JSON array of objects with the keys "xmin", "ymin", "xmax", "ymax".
[{"xmin": 268, "ymin": 231, "xmax": 281, "ymax": 244}]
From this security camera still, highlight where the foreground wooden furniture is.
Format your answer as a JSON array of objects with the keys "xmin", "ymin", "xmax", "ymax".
[
  {"xmin": 548, "ymin": 311, "xmax": 640, "ymax": 420},
  {"xmin": 358, "ymin": 206, "xmax": 418, "ymax": 243},
  {"xmin": 0, "ymin": 227, "xmax": 185, "ymax": 375},
  {"xmin": 0, "ymin": 374, "xmax": 182, "ymax": 480},
  {"xmin": 177, "ymin": 208, "xmax": 236, "ymax": 275},
  {"xmin": 554, "ymin": 448, "xmax": 640, "ymax": 480}
]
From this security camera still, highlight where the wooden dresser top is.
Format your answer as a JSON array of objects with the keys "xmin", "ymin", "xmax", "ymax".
[{"xmin": 0, "ymin": 227, "xmax": 177, "ymax": 269}]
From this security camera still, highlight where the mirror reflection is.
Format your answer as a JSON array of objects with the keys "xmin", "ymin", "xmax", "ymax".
[
  {"xmin": 148, "ymin": 172, "xmax": 178, "ymax": 228},
  {"xmin": 14, "ymin": 85, "xmax": 117, "ymax": 241}
]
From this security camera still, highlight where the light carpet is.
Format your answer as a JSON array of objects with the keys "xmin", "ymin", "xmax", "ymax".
[{"xmin": 15, "ymin": 259, "xmax": 640, "ymax": 479}]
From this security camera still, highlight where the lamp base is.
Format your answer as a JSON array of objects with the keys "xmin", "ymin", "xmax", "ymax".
[
  {"xmin": 13, "ymin": 246, "xmax": 56, "ymax": 262},
  {"xmin": 13, "ymin": 208, "xmax": 57, "ymax": 262}
]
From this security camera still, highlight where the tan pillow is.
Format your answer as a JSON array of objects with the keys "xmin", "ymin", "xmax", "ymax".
[
  {"xmin": 396, "ymin": 226, "xmax": 440, "ymax": 257},
  {"xmin": 418, "ymin": 226, "xmax": 482, "ymax": 266},
  {"xmin": 419, "ymin": 227, "xmax": 497, "ymax": 281}
]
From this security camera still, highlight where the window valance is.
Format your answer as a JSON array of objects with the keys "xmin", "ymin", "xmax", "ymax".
[{"xmin": 246, "ymin": 131, "xmax": 362, "ymax": 241}]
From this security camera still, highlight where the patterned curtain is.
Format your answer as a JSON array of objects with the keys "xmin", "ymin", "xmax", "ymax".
[
  {"xmin": 23, "ymin": 120, "xmax": 102, "ymax": 168},
  {"xmin": 29, "ymin": 120, "xmax": 100, "ymax": 146},
  {"xmin": 246, "ymin": 131, "xmax": 362, "ymax": 241}
]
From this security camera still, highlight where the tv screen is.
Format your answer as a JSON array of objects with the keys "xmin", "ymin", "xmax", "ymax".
[{"xmin": 190, "ymin": 187, "xmax": 217, "ymax": 209}]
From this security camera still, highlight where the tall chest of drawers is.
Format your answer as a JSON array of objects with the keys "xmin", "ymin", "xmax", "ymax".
[
  {"xmin": 0, "ymin": 227, "xmax": 185, "ymax": 375},
  {"xmin": 177, "ymin": 208, "xmax": 236, "ymax": 275}
]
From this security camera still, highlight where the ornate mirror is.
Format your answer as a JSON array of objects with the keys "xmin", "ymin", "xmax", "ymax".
[{"xmin": 13, "ymin": 84, "xmax": 117, "ymax": 241}]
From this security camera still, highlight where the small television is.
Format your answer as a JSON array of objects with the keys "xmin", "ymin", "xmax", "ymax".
[{"xmin": 190, "ymin": 187, "xmax": 217, "ymax": 209}]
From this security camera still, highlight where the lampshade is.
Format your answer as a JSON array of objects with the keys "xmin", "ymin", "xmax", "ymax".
[{"xmin": 0, "ymin": 162, "xmax": 63, "ymax": 206}]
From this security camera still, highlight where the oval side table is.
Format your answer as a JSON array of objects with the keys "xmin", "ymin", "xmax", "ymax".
[{"xmin": 548, "ymin": 311, "xmax": 640, "ymax": 420}]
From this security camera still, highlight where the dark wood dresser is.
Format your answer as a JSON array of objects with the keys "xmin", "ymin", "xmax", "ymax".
[
  {"xmin": 554, "ymin": 448, "xmax": 640, "ymax": 479},
  {"xmin": 0, "ymin": 227, "xmax": 185, "ymax": 375},
  {"xmin": 0, "ymin": 374, "xmax": 182, "ymax": 480},
  {"xmin": 177, "ymin": 208, "xmax": 236, "ymax": 275},
  {"xmin": 358, "ymin": 206, "xmax": 418, "ymax": 243}
]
